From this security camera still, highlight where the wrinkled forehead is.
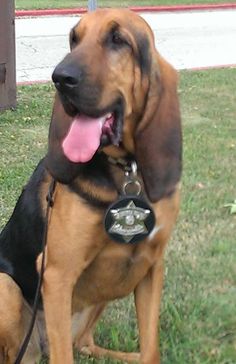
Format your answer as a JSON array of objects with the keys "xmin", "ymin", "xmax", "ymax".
[{"xmin": 73, "ymin": 9, "xmax": 154, "ymax": 42}]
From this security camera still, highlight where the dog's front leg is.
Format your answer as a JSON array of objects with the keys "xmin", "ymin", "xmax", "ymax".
[
  {"xmin": 38, "ymin": 183, "xmax": 105, "ymax": 364},
  {"xmin": 41, "ymin": 249, "xmax": 100, "ymax": 364},
  {"xmin": 42, "ymin": 263, "xmax": 75, "ymax": 364},
  {"xmin": 39, "ymin": 235, "xmax": 101, "ymax": 364},
  {"xmin": 134, "ymin": 261, "xmax": 164, "ymax": 364}
]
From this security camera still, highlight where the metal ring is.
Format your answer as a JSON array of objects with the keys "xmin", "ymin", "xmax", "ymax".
[{"xmin": 122, "ymin": 180, "xmax": 142, "ymax": 196}]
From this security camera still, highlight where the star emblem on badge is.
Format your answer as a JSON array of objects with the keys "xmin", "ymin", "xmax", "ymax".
[{"xmin": 108, "ymin": 200, "xmax": 151, "ymax": 243}]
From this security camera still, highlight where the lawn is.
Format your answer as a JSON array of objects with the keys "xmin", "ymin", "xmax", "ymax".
[
  {"xmin": 15, "ymin": 0, "xmax": 236, "ymax": 10},
  {"xmin": 0, "ymin": 68, "xmax": 236, "ymax": 363}
]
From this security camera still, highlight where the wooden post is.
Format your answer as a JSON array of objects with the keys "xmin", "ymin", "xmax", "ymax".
[{"xmin": 0, "ymin": 0, "xmax": 16, "ymax": 110}]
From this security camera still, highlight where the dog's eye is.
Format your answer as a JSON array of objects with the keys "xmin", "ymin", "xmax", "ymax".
[
  {"xmin": 70, "ymin": 29, "xmax": 78, "ymax": 49},
  {"xmin": 107, "ymin": 29, "xmax": 129, "ymax": 49},
  {"xmin": 111, "ymin": 31, "xmax": 125, "ymax": 46}
]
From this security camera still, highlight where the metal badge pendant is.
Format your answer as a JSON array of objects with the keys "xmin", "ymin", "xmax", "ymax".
[
  {"xmin": 104, "ymin": 196, "xmax": 155, "ymax": 244},
  {"xmin": 104, "ymin": 161, "xmax": 156, "ymax": 244}
]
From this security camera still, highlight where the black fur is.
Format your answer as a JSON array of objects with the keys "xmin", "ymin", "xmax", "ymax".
[
  {"xmin": 0, "ymin": 154, "xmax": 118, "ymax": 305},
  {"xmin": 0, "ymin": 160, "xmax": 46, "ymax": 305},
  {"xmin": 0, "ymin": 255, "xmax": 14, "ymax": 278},
  {"xmin": 69, "ymin": 153, "xmax": 116, "ymax": 209}
]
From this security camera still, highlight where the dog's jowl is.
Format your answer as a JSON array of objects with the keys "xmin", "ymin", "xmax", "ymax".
[{"xmin": 0, "ymin": 9, "xmax": 182, "ymax": 364}]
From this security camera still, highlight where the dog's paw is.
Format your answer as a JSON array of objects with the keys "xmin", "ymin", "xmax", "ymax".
[{"xmin": 80, "ymin": 345, "xmax": 93, "ymax": 356}]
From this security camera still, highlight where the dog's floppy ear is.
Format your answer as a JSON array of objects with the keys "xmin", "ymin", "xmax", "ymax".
[{"xmin": 135, "ymin": 54, "xmax": 182, "ymax": 203}]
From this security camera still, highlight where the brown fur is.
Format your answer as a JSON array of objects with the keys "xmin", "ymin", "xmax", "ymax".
[{"xmin": 0, "ymin": 8, "xmax": 182, "ymax": 364}]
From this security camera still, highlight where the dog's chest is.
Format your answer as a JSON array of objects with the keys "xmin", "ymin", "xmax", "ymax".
[{"xmin": 72, "ymin": 242, "xmax": 154, "ymax": 308}]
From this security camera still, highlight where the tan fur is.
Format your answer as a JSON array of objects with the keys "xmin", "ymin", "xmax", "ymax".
[
  {"xmin": 40, "ymin": 182, "xmax": 180, "ymax": 363},
  {"xmin": 0, "ymin": 9, "xmax": 182, "ymax": 364},
  {"xmin": 0, "ymin": 274, "xmax": 44, "ymax": 364},
  {"xmin": 42, "ymin": 10, "xmax": 180, "ymax": 364}
]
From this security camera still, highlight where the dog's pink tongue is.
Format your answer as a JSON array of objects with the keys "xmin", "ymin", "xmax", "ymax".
[{"xmin": 62, "ymin": 115, "xmax": 103, "ymax": 163}]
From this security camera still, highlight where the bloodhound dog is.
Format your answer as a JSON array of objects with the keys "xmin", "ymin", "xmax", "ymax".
[{"xmin": 0, "ymin": 8, "xmax": 182, "ymax": 364}]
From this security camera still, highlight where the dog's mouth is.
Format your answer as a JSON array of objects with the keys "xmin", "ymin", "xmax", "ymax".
[{"xmin": 61, "ymin": 102, "xmax": 123, "ymax": 163}]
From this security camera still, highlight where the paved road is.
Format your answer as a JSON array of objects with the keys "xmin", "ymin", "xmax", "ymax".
[{"xmin": 16, "ymin": 9, "xmax": 236, "ymax": 83}]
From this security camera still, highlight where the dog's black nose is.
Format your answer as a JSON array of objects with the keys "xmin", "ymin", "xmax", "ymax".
[{"xmin": 52, "ymin": 63, "xmax": 81, "ymax": 90}]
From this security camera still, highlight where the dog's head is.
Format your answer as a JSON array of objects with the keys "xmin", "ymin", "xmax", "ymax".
[{"xmin": 46, "ymin": 9, "xmax": 182, "ymax": 202}]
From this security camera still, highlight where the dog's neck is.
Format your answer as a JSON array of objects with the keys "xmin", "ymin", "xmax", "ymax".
[{"xmin": 67, "ymin": 152, "xmax": 138, "ymax": 209}]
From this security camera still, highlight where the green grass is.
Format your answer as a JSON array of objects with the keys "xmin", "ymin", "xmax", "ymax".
[
  {"xmin": 15, "ymin": 0, "xmax": 236, "ymax": 10},
  {"xmin": 1, "ymin": 68, "xmax": 236, "ymax": 363}
]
